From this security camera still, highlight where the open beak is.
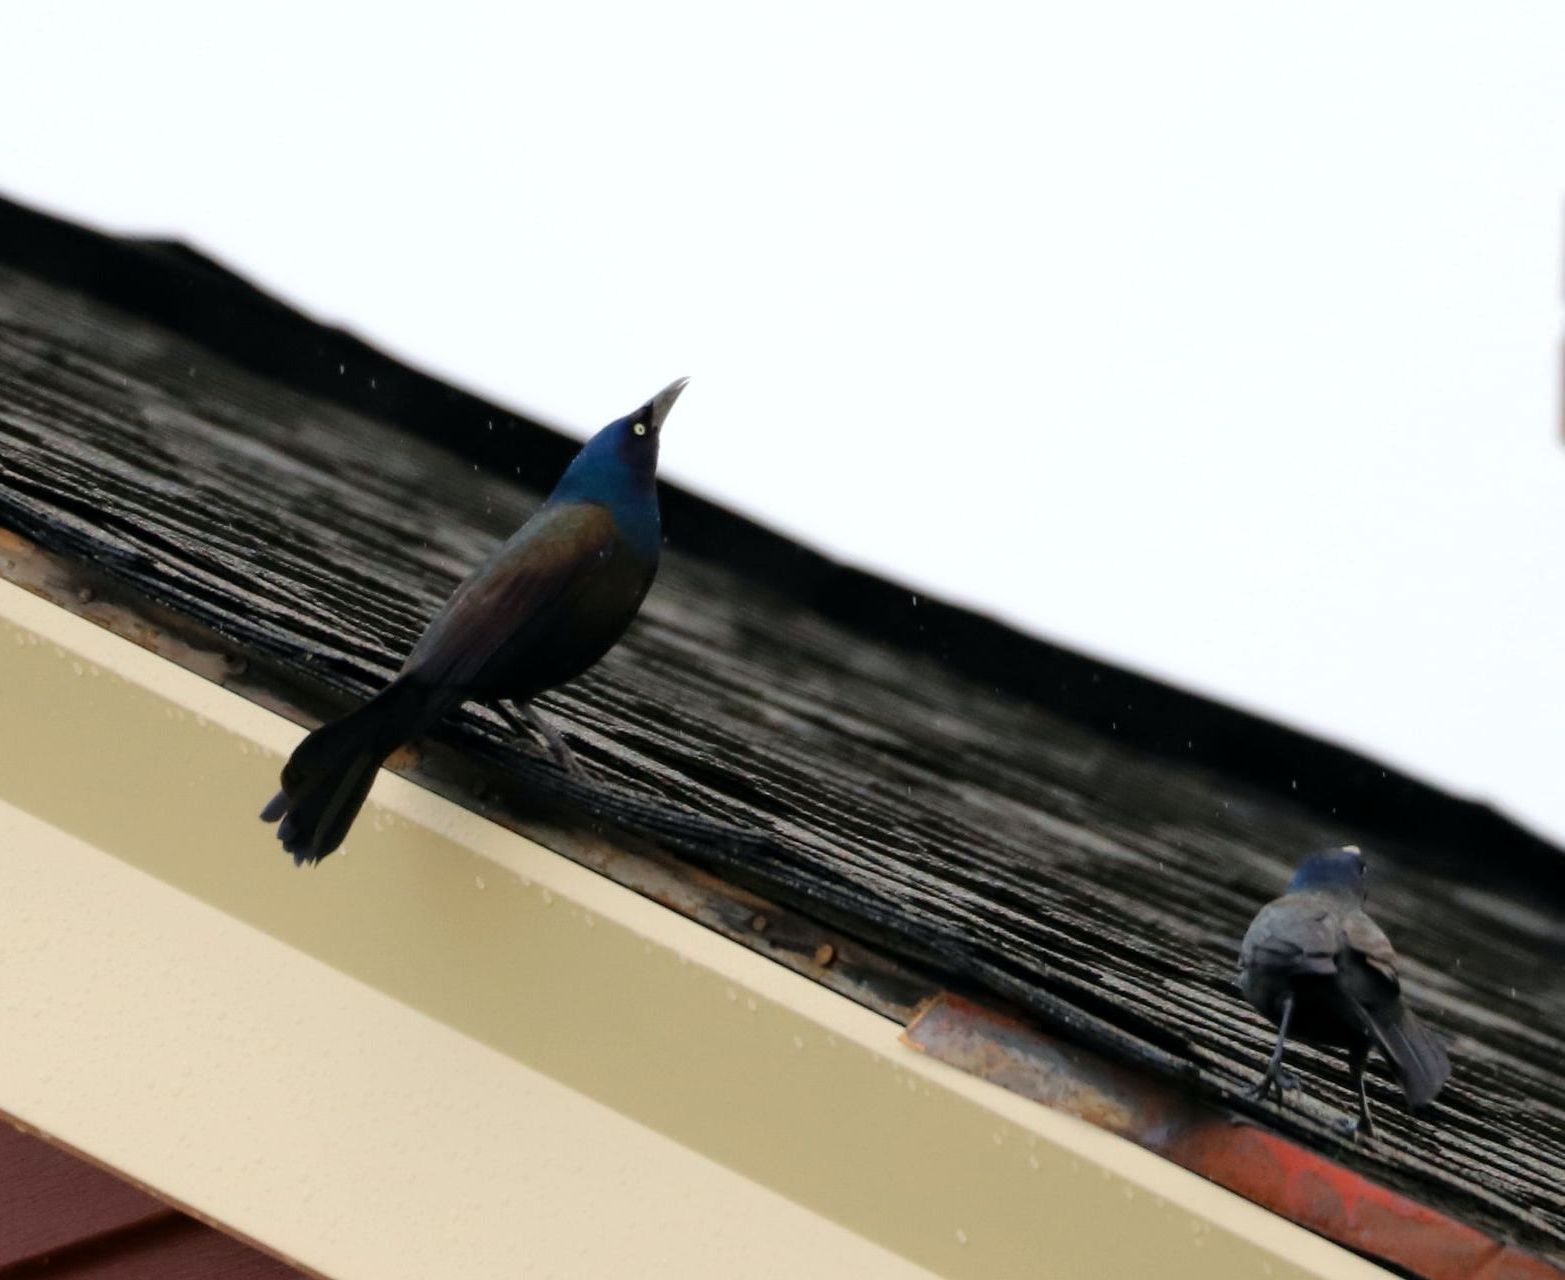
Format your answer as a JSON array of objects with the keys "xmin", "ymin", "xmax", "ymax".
[{"xmin": 648, "ymin": 377, "xmax": 689, "ymax": 432}]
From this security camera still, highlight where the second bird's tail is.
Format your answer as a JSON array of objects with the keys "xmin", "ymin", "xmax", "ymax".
[
  {"xmin": 261, "ymin": 677, "xmax": 440, "ymax": 865},
  {"xmin": 1365, "ymin": 1001, "xmax": 1451, "ymax": 1110}
]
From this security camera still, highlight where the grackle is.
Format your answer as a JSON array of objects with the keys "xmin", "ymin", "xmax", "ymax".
[
  {"xmin": 1237, "ymin": 845, "xmax": 1449, "ymax": 1137},
  {"xmin": 261, "ymin": 378, "xmax": 687, "ymax": 865}
]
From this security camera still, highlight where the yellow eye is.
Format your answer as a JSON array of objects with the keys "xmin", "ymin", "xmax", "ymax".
[{"xmin": 633, "ymin": 423, "xmax": 647, "ymax": 436}]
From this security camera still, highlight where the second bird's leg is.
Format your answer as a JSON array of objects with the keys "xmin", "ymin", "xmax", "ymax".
[
  {"xmin": 1341, "ymin": 1043, "xmax": 1377, "ymax": 1140},
  {"xmin": 493, "ymin": 700, "xmax": 586, "ymax": 778},
  {"xmin": 1247, "ymin": 995, "xmax": 1299, "ymax": 1104}
]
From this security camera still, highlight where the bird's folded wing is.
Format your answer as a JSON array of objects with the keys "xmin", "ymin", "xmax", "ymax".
[
  {"xmin": 403, "ymin": 502, "xmax": 618, "ymax": 690},
  {"xmin": 1241, "ymin": 900, "xmax": 1341, "ymax": 975},
  {"xmin": 1341, "ymin": 909, "xmax": 1402, "ymax": 991}
]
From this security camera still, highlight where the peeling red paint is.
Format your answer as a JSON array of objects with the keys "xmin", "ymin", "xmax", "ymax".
[
  {"xmin": 904, "ymin": 994, "xmax": 1563, "ymax": 1280},
  {"xmin": 1168, "ymin": 1124, "xmax": 1558, "ymax": 1280}
]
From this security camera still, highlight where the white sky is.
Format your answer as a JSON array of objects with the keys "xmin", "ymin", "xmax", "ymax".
[{"xmin": 3, "ymin": 3, "xmax": 1563, "ymax": 844}]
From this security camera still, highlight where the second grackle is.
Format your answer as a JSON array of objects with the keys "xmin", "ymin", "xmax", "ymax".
[
  {"xmin": 261, "ymin": 378, "xmax": 687, "ymax": 865},
  {"xmin": 1238, "ymin": 845, "xmax": 1450, "ymax": 1136}
]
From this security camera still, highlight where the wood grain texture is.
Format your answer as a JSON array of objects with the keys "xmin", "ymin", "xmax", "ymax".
[{"xmin": 0, "ymin": 214, "xmax": 1562, "ymax": 1261}]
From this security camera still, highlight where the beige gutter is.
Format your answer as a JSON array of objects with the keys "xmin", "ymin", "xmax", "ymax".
[{"xmin": 0, "ymin": 579, "xmax": 1389, "ymax": 1279}]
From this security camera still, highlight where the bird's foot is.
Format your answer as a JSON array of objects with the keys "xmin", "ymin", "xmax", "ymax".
[
  {"xmin": 1334, "ymin": 1113, "xmax": 1376, "ymax": 1143},
  {"xmin": 547, "ymin": 736, "xmax": 588, "ymax": 780},
  {"xmin": 1245, "ymin": 1067, "xmax": 1301, "ymax": 1106},
  {"xmin": 497, "ymin": 702, "xmax": 588, "ymax": 779}
]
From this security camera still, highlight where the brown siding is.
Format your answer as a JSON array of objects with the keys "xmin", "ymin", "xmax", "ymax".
[{"xmin": 0, "ymin": 1121, "xmax": 303, "ymax": 1278}]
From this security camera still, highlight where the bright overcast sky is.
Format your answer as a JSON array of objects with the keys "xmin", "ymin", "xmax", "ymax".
[{"xmin": 3, "ymin": 4, "xmax": 1563, "ymax": 845}]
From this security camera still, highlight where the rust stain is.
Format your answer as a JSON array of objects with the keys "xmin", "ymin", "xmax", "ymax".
[
  {"xmin": 904, "ymin": 994, "xmax": 1564, "ymax": 1280},
  {"xmin": 905, "ymin": 995, "xmax": 1140, "ymax": 1132},
  {"xmin": 0, "ymin": 531, "xmax": 234, "ymax": 683}
]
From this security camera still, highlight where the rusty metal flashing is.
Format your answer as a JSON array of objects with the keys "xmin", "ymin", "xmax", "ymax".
[
  {"xmin": 0, "ymin": 525, "xmax": 1548, "ymax": 1280},
  {"xmin": 905, "ymin": 995, "xmax": 1564, "ymax": 1280},
  {"xmin": 0, "ymin": 578, "xmax": 1395, "ymax": 1279}
]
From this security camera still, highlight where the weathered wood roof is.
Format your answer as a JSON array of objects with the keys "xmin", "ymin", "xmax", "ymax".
[{"xmin": 1, "ymin": 195, "xmax": 1562, "ymax": 1265}]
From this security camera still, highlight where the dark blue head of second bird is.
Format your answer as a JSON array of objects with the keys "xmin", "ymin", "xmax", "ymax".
[
  {"xmin": 548, "ymin": 377, "xmax": 687, "ymax": 561},
  {"xmin": 1287, "ymin": 845, "xmax": 1367, "ymax": 900}
]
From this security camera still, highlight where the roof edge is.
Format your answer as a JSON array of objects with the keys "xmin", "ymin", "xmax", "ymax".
[
  {"xmin": 0, "ymin": 577, "xmax": 1386, "ymax": 1280},
  {"xmin": 0, "ymin": 190, "xmax": 1555, "ymax": 888}
]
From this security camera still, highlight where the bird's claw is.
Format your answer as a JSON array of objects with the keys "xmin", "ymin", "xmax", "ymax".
[
  {"xmin": 494, "ymin": 701, "xmax": 590, "ymax": 779},
  {"xmin": 1334, "ymin": 1113, "xmax": 1376, "ymax": 1143},
  {"xmin": 1246, "ymin": 1066, "xmax": 1301, "ymax": 1106},
  {"xmin": 552, "ymin": 741, "xmax": 588, "ymax": 780}
]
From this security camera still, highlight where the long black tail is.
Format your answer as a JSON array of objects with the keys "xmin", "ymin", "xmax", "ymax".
[
  {"xmin": 1362, "ymin": 1000, "xmax": 1451, "ymax": 1110},
  {"xmin": 261, "ymin": 678, "xmax": 441, "ymax": 865}
]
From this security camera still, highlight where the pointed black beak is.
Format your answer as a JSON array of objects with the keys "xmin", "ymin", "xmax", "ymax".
[{"xmin": 648, "ymin": 377, "xmax": 688, "ymax": 432}]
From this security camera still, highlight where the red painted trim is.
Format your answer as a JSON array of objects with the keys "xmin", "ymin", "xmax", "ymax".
[
  {"xmin": 1168, "ymin": 1123, "xmax": 1560, "ymax": 1280},
  {"xmin": 904, "ymin": 994, "xmax": 1563, "ymax": 1280}
]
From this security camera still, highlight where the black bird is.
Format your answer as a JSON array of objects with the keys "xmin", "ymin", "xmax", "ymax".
[
  {"xmin": 1237, "ymin": 845, "xmax": 1450, "ymax": 1136},
  {"xmin": 261, "ymin": 378, "xmax": 688, "ymax": 865}
]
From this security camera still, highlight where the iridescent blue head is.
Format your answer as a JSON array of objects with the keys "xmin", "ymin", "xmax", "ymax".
[
  {"xmin": 547, "ymin": 377, "xmax": 687, "ymax": 560},
  {"xmin": 1287, "ymin": 845, "xmax": 1367, "ymax": 901}
]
